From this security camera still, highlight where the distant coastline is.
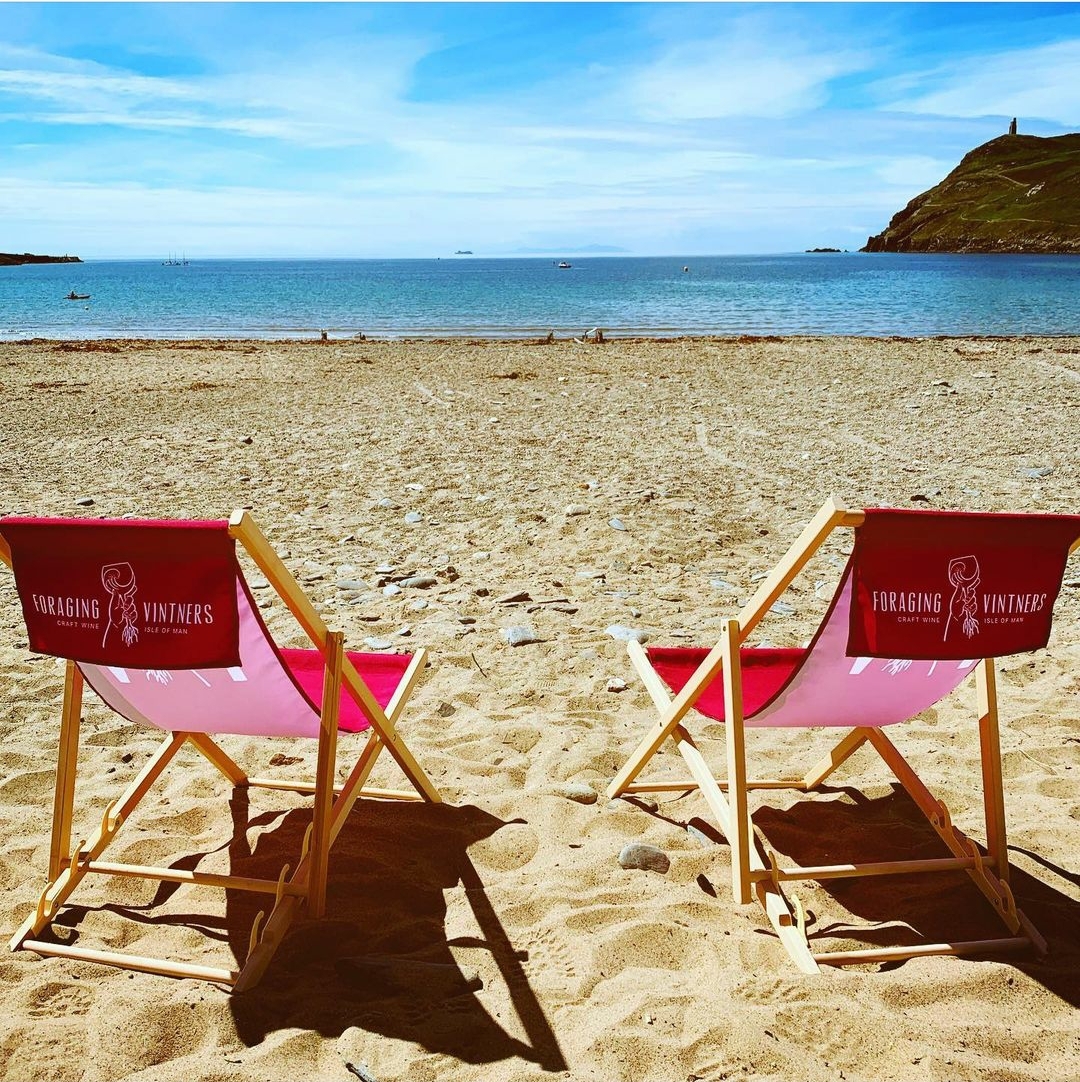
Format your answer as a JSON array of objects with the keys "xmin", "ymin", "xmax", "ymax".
[{"xmin": 0, "ymin": 252, "xmax": 82, "ymax": 267}]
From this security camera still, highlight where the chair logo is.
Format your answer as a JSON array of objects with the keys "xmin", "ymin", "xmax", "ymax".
[
  {"xmin": 944, "ymin": 555, "xmax": 980, "ymax": 643},
  {"xmin": 101, "ymin": 561, "xmax": 139, "ymax": 648}
]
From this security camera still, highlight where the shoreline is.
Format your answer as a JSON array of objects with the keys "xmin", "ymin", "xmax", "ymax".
[
  {"xmin": 4, "ymin": 329, "xmax": 1080, "ymax": 345},
  {"xmin": 1, "ymin": 335, "xmax": 1078, "ymax": 1081}
]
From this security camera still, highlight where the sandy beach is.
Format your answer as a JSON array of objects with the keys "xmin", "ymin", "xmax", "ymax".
[{"xmin": 0, "ymin": 334, "xmax": 1077, "ymax": 1082}]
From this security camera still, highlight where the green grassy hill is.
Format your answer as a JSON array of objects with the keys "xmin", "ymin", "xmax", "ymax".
[{"xmin": 862, "ymin": 133, "xmax": 1080, "ymax": 253}]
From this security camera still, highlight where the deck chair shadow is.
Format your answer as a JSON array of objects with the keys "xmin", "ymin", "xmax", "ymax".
[
  {"xmin": 607, "ymin": 496, "xmax": 1080, "ymax": 972},
  {"xmin": 0, "ymin": 511, "xmax": 442, "ymax": 991}
]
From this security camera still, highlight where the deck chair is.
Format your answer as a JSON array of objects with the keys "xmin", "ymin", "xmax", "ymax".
[
  {"xmin": 608, "ymin": 497, "xmax": 1080, "ymax": 972},
  {"xmin": 0, "ymin": 511, "xmax": 441, "ymax": 991}
]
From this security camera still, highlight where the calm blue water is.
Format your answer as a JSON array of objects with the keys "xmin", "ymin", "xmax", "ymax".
[{"xmin": 2, "ymin": 254, "xmax": 1079, "ymax": 339}]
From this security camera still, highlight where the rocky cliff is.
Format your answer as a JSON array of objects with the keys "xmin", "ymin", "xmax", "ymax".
[
  {"xmin": 862, "ymin": 133, "xmax": 1080, "ymax": 254},
  {"xmin": 0, "ymin": 253, "xmax": 82, "ymax": 266}
]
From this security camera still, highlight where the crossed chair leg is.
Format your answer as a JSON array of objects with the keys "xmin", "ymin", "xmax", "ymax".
[
  {"xmin": 11, "ymin": 639, "xmax": 433, "ymax": 991},
  {"xmin": 609, "ymin": 640, "xmax": 1045, "ymax": 973}
]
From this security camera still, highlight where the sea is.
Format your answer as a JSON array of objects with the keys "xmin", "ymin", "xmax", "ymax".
[{"xmin": 2, "ymin": 253, "xmax": 1079, "ymax": 340}]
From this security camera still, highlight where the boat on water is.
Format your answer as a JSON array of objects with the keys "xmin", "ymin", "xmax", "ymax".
[
  {"xmin": 65, "ymin": 291, "xmax": 90, "ymax": 300},
  {"xmin": 557, "ymin": 261, "xmax": 572, "ymax": 269},
  {"xmin": 162, "ymin": 253, "xmax": 189, "ymax": 266}
]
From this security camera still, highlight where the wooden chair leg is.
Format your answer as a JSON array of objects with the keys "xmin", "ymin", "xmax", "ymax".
[
  {"xmin": 308, "ymin": 632, "xmax": 343, "ymax": 920},
  {"xmin": 976, "ymin": 659, "xmax": 1009, "ymax": 882},
  {"xmin": 800, "ymin": 728, "xmax": 870, "ymax": 790},
  {"xmin": 49, "ymin": 662, "xmax": 82, "ymax": 881},
  {"xmin": 867, "ymin": 726, "xmax": 1023, "ymax": 935},
  {"xmin": 721, "ymin": 619, "xmax": 752, "ymax": 905},
  {"xmin": 12, "ymin": 732, "xmax": 187, "ymax": 949},
  {"xmin": 187, "ymin": 732, "xmax": 248, "ymax": 785}
]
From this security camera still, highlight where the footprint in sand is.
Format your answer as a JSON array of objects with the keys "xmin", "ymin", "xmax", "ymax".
[
  {"xmin": 0, "ymin": 769, "xmax": 55, "ymax": 802},
  {"xmin": 731, "ymin": 974, "xmax": 810, "ymax": 1006},
  {"xmin": 521, "ymin": 924, "xmax": 579, "ymax": 983},
  {"xmin": 771, "ymin": 1002, "xmax": 877, "ymax": 1065},
  {"xmin": 26, "ymin": 980, "xmax": 94, "ymax": 1018},
  {"xmin": 592, "ymin": 920, "xmax": 696, "ymax": 974},
  {"xmin": 469, "ymin": 822, "xmax": 539, "ymax": 871}
]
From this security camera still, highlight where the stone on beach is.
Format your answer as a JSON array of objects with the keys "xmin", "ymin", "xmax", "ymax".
[
  {"xmin": 606, "ymin": 625, "xmax": 648, "ymax": 643},
  {"xmin": 557, "ymin": 782, "xmax": 598, "ymax": 804},
  {"xmin": 496, "ymin": 590, "xmax": 532, "ymax": 604},
  {"xmin": 400, "ymin": 575, "xmax": 438, "ymax": 589},
  {"xmin": 618, "ymin": 843, "xmax": 670, "ymax": 874},
  {"xmin": 710, "ymin": 578, "xmax": 737, "ymax": 594},
  {"xmin": 502, "ymin": 625, "xmax": 541, "ymax": 646},
  {"xmin": 336, "ymin": 578, "xmax": 369, "ymax": 591}
]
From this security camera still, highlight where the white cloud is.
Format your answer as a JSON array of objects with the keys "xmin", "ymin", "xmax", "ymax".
[
  {"xmin": 0, "ymin": 67, "xmax": 202, "ymax": 104},
  {"xmin": 621, "ymin": 31, "xmax": 870, "ymax": 121},
  {"xmin": 884, "ymin": 39, "xmax": 1080, "ymax": 126},
  {"xmin": 0, "ymin": 38, "xmax": 431, "ymax": 147}
]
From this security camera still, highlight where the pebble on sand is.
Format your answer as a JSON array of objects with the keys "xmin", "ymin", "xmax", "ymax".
[
  {"xmin": 618, "ymin": 843, "xmax": 670, "ymax": 874},
  {"xmin": 496, "ymin": 590, "xmax": 532, "ymax": 604},
  {"xmin": 502, "ymin": 625, "xmax": 541, "ymax": 646},
  {"xmin": 400, "ymin": 575, "xmax": 438, "ymax": 589},
  {"xmin": 363, "ymin": 637, "xmax": 395, "ymax": 651},
  {"xmin": 606, "ymin": 625, "xmax": 648, "ymax": 644},
  {"xmin": 558, "ymin": 782, "xmax": 598, "ymax": 805}
]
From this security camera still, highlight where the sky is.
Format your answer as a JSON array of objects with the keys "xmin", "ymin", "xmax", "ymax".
[{"xmin": 1, "ymin": 2, "xmax": 1079, "ymax": 259}]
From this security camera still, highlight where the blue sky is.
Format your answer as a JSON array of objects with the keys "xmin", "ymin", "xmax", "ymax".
[{"xmin": 2, "ymin": 2, "xmax": 1079, "ymax": 258}]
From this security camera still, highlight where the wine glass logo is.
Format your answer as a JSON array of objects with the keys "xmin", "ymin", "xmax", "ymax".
[
  {"xmin": 101, "ymin": 562, "xmax": 139, "ymax": 648},
  {"xmin": 944, "ymin": 555, "xmax": 980, "ymax": 642}
]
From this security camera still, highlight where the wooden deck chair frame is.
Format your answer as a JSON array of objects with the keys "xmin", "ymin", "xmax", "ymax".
[
  {"xmin": 0, "ymin": 510, "xmax": 441, "ymax": 992},
  {"xmin": 607, "ymin": 496, "xmax": 1079, "ymax": 973}
]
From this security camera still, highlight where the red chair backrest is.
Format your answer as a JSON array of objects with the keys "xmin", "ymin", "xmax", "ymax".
[
  {"xmin": 848, "ymin": 509, "xmax": 1080, "ymax": 660},
  {"xmin": 1, "ymin": 517, "xmax": 241, "ymax": 669}
]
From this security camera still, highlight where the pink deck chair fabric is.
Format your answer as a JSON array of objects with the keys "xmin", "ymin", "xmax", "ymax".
[
  {"xmin": 1, "ymin": 517, "xmax": 411, "ymax": 739},
  {"xmin": 649, "ymin": 564, "xmax": 976, "ymax": 729},
  {"xmin": 81, "ymin": 578, "xmax": 411, "ymax": 738}
]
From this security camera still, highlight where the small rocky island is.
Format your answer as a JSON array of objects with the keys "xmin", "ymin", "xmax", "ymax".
[
  {"xmin": 0, "ymin": 252, "xmax": 82, "ymax": 266},
  {"xmin": 862, "ymin": 128, "xmax": 1080, "ymax": 254}
]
